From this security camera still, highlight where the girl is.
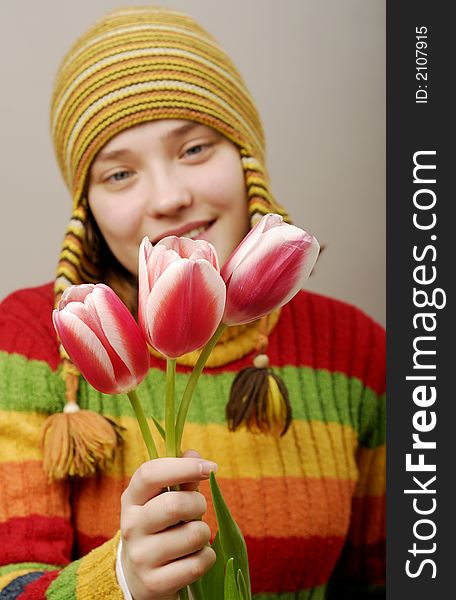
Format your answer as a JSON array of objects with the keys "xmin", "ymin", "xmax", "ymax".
[{"xmin": 0, "ymin": 6, "xmax": 385, "ymax": 599}]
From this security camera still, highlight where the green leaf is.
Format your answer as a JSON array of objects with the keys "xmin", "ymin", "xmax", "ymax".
[
  {"xmin": 210, "ymin": 472, "xmax": 251, "ymax": 599},
  {"xmin": 151, "ymin": 416, "xmax": 165, "ymax": 440},
  {"xmin": 197, "ymin": 531, "xmax": 224, "ymax": 596},
  {"xmin": 224, "ymin": 558, "xmax": 241, "ymax": 599},
  {"xmin": 189, "ymin": 578, "xmax": 205, "ymax": 600},
  {"xmin": 237, "ymin": 569, "xmax": 249, "ymax": 600}
]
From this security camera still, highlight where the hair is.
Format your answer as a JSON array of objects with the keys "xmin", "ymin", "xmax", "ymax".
[{"xmin": 83, "ymin": 206, "xmax": 138, "ymax": 315}]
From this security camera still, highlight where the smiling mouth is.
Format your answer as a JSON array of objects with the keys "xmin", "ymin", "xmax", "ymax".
[
  {"xmin": 184, "ymin": 222, "xmax": 212, "ymax": 239},
  {"xmin": 151, "ymin": 220, "xmax": 215, "ymax": 244}
]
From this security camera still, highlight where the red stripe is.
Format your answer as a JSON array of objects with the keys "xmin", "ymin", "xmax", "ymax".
[
  {"xmin": 245, "ymin": 535, "xmax": 345, "ymax": 593},
  {"xmin": 74, "ymin": 532, "xmax": 345, "ymax": 593},
  {"xmin": 75, "ymin": 531, "xmax": 345, "ymax": 593},
  {"xmin": 271, "ymin": 291, "xmax": 385, "ymax": 395},
  {"xmin": 17, "ymin": 571, "xmax": 60, "ymax": 599},
  {"xmin": 349, "ymin": 495, "xmax": 386, "ymax": 545},
  {"xmin": 0, "ymin": 283, "xmax": 60, "ymax": 369},
  {"xmin": 73, "ymin": 532, "xmax": 384, "ymax": 593},
  {"xmin": 76, "ymin": 531, "xmax": 109, "ymax": 556},
  {"xmin": 0, "ymin": 515, "xmax": 72, "ymax": 565}
]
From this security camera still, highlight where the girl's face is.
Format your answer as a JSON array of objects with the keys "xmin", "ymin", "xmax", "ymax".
[{"xmin": 88, "ymin": 119, "xmax": 250, "ymax": 275}]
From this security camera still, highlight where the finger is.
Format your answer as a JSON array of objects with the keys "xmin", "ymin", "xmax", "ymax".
[
  {"xmin": 124, "ymin": 457, "xmax": 218, "ymax": 506},
  {"xmin": 139, "ymin": 546, "xmax": 216, "ymax": 596},
  {"xmin": 179, "ymin": 480, "xmax": 203, "ymax": 492},
  {"xmin": 179, "ymin": 450, "xmax": 204, "ymax": 491},
  {"xmin": 181, "ymin": 449, "xmax": 201, "ymax": 459},
  {"xmin": 147, "ymin": 519, "xmax": 212, "ymax": 565},
  {"xmin": 140, "ymin": 490, "xmax": 207, "ymax": 534}
]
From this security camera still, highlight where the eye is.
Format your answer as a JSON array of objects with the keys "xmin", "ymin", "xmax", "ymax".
[
  {"xmin": 109, "ymin": 170, "xmax": 132, "ymax": 182},
  {"xmin": 184, "ymin": 144, "xmax": 205, "ymax": 157}
]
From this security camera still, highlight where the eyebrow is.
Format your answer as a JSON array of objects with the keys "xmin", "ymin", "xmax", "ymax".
[
  {"xmin": 95, "ymin": 148, "xmax": 134, "ymax": 162},
  {"xmin": 95, "ymin": 122, "xmax": 203, "ymax": 163},
  {"xmin": 161, "ymin": 121, "xmax": 200, "ymax": 141}
]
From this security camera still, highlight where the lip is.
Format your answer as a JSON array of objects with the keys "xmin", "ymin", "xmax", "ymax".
[{"xmin": 150, "ymin": 219, "xmax": 215, "ymax": 244}]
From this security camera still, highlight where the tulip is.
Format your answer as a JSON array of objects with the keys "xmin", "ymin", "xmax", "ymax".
[
  {"xmin": 221, "ymin": 213, "xmax": 320, "ymax": 325},
  {"xmin": 53, "ymin": 284, "xmax": 150, "ymax": 395},
  {"xmin": 138, "ymin": 236, "xmax": 226, "ymax": 359}
]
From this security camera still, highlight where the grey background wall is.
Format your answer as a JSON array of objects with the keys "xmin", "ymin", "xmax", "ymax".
[{"xmin": 0, "ymin": 0, "xmax": 385, "ymax": 325}]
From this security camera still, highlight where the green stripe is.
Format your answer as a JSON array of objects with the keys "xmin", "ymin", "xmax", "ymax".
[
  {"xmin": 0, "ymin": 352, "xmax": 385, "ymax": 446},
  {"xmin": 0, "ymin": 352, "xmax": 66, "ymax": 414},
  {"xmin": 0, "ymin": 562, "xmax": 59, "ymax": 576},
  {"xmin": 46, "ymin": 558, "xmax": 79, "ymax": 600}
]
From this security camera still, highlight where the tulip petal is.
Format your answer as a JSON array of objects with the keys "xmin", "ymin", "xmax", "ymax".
[
  {"xmin": 53, "ymin": 309, "xmax": 120, "ymax": 394},
  {"xmin": 223, "ymin": 226, "xmax": 320, "ymax": 325},
  {"xmin": 66, "ymin": 296, "xmax": 124, "ymax": 374},
  {"xmin": 148, "ymin": 244, "xmax": 181, "ymax": 287},
  {"xmin": 90, "ymin": 285, "xmax": 149, "ymax": 382},
  {"xmin": 158, "ymin": 236, "xmax": 220, "ymax": 270},
  {"xmin": 80, "ymin": 293, "xmax": 139, "ymax": 389},
  {"xmin": 158, "ymin": 236, "xmax": 197, "ymax": 258},
  {"xmin": 139, "ymin": 240, "xmax": 180, "ymax": 334},
  {"xmin": 138, "ymin": 238, "xmax": 152, "ymax": 334},
  {"xmin": 145, "ymin": 258, "xmax": 226, "ymax": 358},
  {"xmin": 221, "ymin": 214, "xmax": 282, "ymax": 281},
  {"xmin": 59, "ymin": 284, "xmax": 95, "ymax": 310}
]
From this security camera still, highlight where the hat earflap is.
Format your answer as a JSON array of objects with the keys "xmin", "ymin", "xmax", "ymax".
[
  {"xmin": 41, "ymin": 363, "xmax": 124, "ymax": 479},
  {"xmin": 41, "ymin": 205, "xmax": 124, "ymax": 480},
  {"xmin": 226, "ymin": 315, "xmax": 292, "ymax": 436}
]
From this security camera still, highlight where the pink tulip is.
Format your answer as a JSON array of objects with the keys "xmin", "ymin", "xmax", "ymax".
[
  {"xmin": 53, "ymin": 284, "xmax": 150, "ymax": 395},
  {"xmin": 138, "ymin": 236, "xmax": 226, "ymax": 358},
  {"xmin": 221, "ymin": 213, "xmax": 320, "ymax": 325}
]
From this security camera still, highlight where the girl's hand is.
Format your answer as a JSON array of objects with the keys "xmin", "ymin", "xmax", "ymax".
[{"xmin": 120, "ymin": 451, "xmax": 217, "ymax": 600}]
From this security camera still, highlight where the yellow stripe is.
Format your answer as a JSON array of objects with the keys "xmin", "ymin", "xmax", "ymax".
[
  {"xmin": 106, "ymin": 418, "xmax": 359, "ymax": 480},
  {"xmin": 76, "ymin": 534, "xmax": 123, "ymax": 600},
  {"xmin": 71, "ymin": 99, "xmax": 229, "ymax": 171},
  {"xmin": 0, "ymin": 411, "xmax": 47, "ymax": 462},
  {"xmin": 1, "ymin": 411, "xmax": 359, "ymax": 481},
  {"xmin": 248, "ymin": 185, "xmax": 273, "ymax": 201},
  {"xmin": 62, "ymin": 240, "xmax": 83, "ymax": 256},
  {"xmin": 56, "ymin": 263, "xmax": 79, "ymax": 283},
  {"xmin": 63, "ymin": 67, "xmax": 253, "ymax": 145},
  {"xmin": 65, "ymin": 225, "xmax": 84, "ymax": 239}
]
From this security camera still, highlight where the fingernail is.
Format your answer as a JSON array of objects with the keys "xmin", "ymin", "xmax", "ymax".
[{"xmin": 200, "ymin": 461, "xmax": 218, "ymax": 476}]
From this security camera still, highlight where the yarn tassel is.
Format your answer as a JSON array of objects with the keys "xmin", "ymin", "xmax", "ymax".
[
  {"xmin": 226, "ymin": 316, "xmax": 292, "ymax": 436},
  {"xmin": 41, "ymin": 369, "xmax": 123, "ymax": 479}
]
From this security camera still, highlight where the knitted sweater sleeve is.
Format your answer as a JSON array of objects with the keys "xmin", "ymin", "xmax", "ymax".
[
  {"xmin": 0, "ymin": 285, "xmax": 124, "ymax": 599},
  {"xmin": 328, "ymin": 308, "xmax": 386, "ymax": 598}
]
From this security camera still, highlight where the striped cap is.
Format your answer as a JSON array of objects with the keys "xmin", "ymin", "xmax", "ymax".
[{"xmin": 51, "ymin": 6, "xmax": 290, "ymax": 300}]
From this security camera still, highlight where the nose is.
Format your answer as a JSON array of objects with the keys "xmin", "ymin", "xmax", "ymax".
[{"xmin": 146, "ymin": 165, "xmax": 192, "ymax": 217}]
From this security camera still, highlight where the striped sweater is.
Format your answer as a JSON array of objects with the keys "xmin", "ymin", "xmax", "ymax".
[{"xmin": 0, "ymin": 283, "xmax": 385, "ymax": 599}]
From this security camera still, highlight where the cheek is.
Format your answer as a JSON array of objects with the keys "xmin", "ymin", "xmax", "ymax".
[
  {"xmin": 200, "ymin": 155, "xmax": 247, "ymax": 213},
  {"xmin": 90, "ymin": 196, "xmax": 142, "ymax": 242}
]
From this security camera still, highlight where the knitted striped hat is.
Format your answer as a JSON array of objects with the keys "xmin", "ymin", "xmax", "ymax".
[
  {"xmin": 52, "ymin": 5, "xmax": 289, "ymax": 301},
  {"xmin": 45, "ymin": 6, "xmax": 291, "ymax": 479}
]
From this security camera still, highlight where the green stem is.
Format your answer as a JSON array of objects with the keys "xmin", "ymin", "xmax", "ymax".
[
  {"xmin": 175, "ymin": 322, "xmax": 227, "ymax": 451},
  {"xmin": 166, "ymin": 359, "xmax": 185, "ymax": 600},
  {"xmin": 127, "ymin": 390, "xmax": 159, "ymax": 459},
  {"xmin": 179, "ymin": 586, "xmax": 190, "ymax": 600},
  {"xmin": 165, "ymin": 358, "xmax": 177, "ymax": 457}
]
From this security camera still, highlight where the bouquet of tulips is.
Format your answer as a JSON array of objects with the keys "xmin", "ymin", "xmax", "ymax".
[{"xmin": 53, "ymin": 214, "xmax": 319, "ymax": 599}]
